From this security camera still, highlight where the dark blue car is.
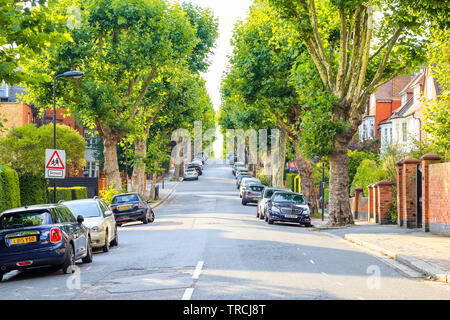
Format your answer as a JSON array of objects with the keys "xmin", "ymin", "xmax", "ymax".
[{"xmin": 0, "ymin": 204, "xmax": 93, "ymax": 282}]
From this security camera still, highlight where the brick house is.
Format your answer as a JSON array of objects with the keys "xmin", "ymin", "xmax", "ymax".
[{"xmin": 359, "ymin": 75, "xmax": 413, "ymax": 142}]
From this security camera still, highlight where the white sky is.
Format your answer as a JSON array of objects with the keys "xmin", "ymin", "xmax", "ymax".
[{"xmin": 185, "ymin": 0, "xmax": 253, "ymax": 158}]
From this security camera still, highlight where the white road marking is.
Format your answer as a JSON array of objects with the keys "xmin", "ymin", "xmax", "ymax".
[
  {"xmin": 192, "ymin": 260, "xmax": 204, "ymax": 280},
  {"xmin": 309, "ymin": 260, "xmax": 315, "ymax": 265},
  {"xmin": 182, "ymin": 288, "xmax": 194, "ymax": 300}
]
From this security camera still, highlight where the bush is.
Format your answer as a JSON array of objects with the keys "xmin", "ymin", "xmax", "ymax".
[
  {"xmin": 19, "ymin": 173, "xmax": 48, "ymax": 206},
  {"xmin": 0, "ymin": 165, "xmax": 21, "ymax": 212},
  {"xmin": 71, "ymin": 187, "xmax": 88, "ymax": 200},
  {"xmin": 286, "ymin": 173, "xmax": 301, "ymax": 192},
  {"xmin": 350, "ymin": 159, "xmax": 386, "ymax": 197},
  {"xmin": 47, "ymin": 187, "xmax": 72, "ymax": 203},
  {"xmin": 99, "ymin": 185, "xmax": 119, "ymax": 206},
  {"xmin": 348, "ymin": 150, "xmax": 378, "ymax": 190}
]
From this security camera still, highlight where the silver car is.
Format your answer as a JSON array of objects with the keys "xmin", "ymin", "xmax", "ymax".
[
  {"xmin": 183, "ymin": 168, "xmax": 199, "ymax": 180},
  {"xmin": 257, "ymin": 187, "xmax": 291, "ymax": 219},
  {"xmin": 239, "ymin": 178, "xmax": 262, "ymax": 198},
  {"xmin": 62, "ymin": 198, "xmax": 118, "ymax": 252},
  {"xmin": 242, "ymin": 184, "xmax": 265, "ymax": 206}
]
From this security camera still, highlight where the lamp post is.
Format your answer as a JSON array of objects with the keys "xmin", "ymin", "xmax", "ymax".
[
  {"xmin": 321, "ymin": 158, "xmax": 325, "ymax": 221},
  {"xmin": 52, "ymin": 70, "xmax": 84, "ymax": 202}
]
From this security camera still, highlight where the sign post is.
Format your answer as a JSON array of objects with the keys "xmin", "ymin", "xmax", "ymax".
[{"xmin": 45, "ymin": 149, "xmax": 66, "ymax": 202}]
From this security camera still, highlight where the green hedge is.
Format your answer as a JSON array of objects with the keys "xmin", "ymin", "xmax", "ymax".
[
  {"xmin": 47, "ymin": 187, "xmax": 87, "ymax": 203},
  {"xmin": 285, "ymin": 173, "xmax": 301, "ymax": 193},
  {"xmin": 0, "ymin": 165, "xmax": 21, "ymax": 212},
  {"xmin": 19, "ymin": 173, "xmax": 48, "ymax": 206}
]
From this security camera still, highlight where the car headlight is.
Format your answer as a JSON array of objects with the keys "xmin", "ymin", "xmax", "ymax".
[{"xmin": 90, "ymin": 226, "xmax": 99, "ymax": 232}]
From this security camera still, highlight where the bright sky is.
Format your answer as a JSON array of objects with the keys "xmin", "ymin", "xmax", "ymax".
[{"xmin": 184, "ymin": 0, "xmax": 253, "ymax": 158}]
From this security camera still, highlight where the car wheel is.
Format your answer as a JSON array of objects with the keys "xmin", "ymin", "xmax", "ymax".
[
  {"xmin": 268, "ymin": 215, "xmax": 274, "ymax": 225},
  {"xmin": 149, "ymin": 211, "xmax": 155, "ymax": 223},
  {"xmin": 256, "ymin": 208, "xmax": 259, "ymax": 218},
  {"xmin": 82, "ymin": 237, "xmax": 93, "ymax": 263},
  {"xmin": 102, "ymin": 230, "xmax": 110, "ymax": 252},
  {"xmin": 0, "ymin": 272, "xmax": 4, "ymax": 282},
  {"xmin": 303, "ymin": 222, "xmax": 312, "ymax": 228},
  {"xmin": 142, "ymin": 212, "xmax": 149, "ymax": 224},
  {"xmin": 62, "ymin": 243, "xmax": 76, "ymax": 274},
  {"xmin": 111, "ymin": 227, "xmax": 119, "ymax": 246},
  {"xmin": 242, "ymin": 199, "xmax": 247, "ymax": 206}
]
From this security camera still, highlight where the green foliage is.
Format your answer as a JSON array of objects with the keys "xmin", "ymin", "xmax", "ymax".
[
  {"xmin": 348, "ymin": 150, "xmax": 378, "ymax": 190},
  {"xmin": 350, "ymin": 159, "xmax": 386, "ymax": 197},
  {"xmin": 18, "ymin": 173, "xmax": 48, "ymax": 206},
  {"xmin": 286, "ymin": 173, "xmax": 300, "ymax": 192},
  {"xmin": 47, "ymin": 187, "xmax": 72, "ymax": 203},
  {"xmin": 99, "ymin": 184, "xmax": 119, "ymax": 206},
  {"xmin": 0, "ymin": 124, "xmax": 86, "ymax": 175},
  {"xmin": 0, "ymin": 165, "xmax": 21, "ymax": 212},
  {"xmin": 71, "ymin": 187, "xmax": 88, "ymax": 200}
]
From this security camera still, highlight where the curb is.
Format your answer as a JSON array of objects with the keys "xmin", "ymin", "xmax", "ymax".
[
  {"xmin": 344, "ymin": 234, "xmax": 449, "ymax": 283},
  {"xmin": 150, "ymin": 180, "xmax": 181, "ymax": 210}
]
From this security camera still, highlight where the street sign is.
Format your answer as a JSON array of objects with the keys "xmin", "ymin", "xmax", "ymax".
[{"xmin": 45, "ymin": 149, "xmax": 66, "ymax": 179}]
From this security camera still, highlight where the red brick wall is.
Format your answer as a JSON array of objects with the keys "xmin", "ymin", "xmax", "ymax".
[{"xmin": 428, "ymin": 163, "xmax": 450, "ymax": 235}]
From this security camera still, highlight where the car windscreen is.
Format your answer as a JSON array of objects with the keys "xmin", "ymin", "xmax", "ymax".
[
  {"xmin": 0, "ymin": 210, "xmax": 52, "ymax": 230},
  {"xmin": 264, "ymin": 189, "xmax": 283, "ymax": 198},
  {"xmin": 112, "ymin": 194, "xmax": 140, "ymax": 204},
  {"xmin": 244, "ymin": 180, "xmax": 260, "ymax": 186},
  {"xmin": 249, "ymin": 185, "xmax": 264, "ymax": 192},
  {"xmin": 272, "ymin": 193, "xmax": 306, "ymax": 204},
  {"xmin": 64, "ymin": 202, "xmax": 101, "ymax": 218}
]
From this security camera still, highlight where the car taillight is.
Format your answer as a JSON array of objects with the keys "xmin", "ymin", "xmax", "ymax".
[
  {"xmin": 50, "ymin": 228, "xmax": 62, "ymax": 243},
  {"xmin": 248, "ymin": 192, "xmax": 252, "ymax": 195}
]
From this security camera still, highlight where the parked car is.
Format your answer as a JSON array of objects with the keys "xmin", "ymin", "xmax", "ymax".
[
  {"xmin": 239, "ymin": 178, "xmax": 263, "ymax": 198},
  {"xmin": 257, "ymin": 187, "xmax": 291, "ymax": 220},
  {"xmin": 196, "ymin": 152, "xmax": 208, "ymax": 164},
  {"xmin": 242, "ymin": 184, "xmax": 265, "ymax": 206},
  {"xmin": 0, "ymin": 204, "xmax": 93, "ymax": 281},
  {"xmin": 235, "ymin": 168, "xmax": 250, "ymax": 180},
  {"xmin": 188, "ymin": 163, "xmax": 202, "ymax": 175},
  {"xmin": 232, "ymin": 162, "xmax": 246, "ymax": 176},
  {"xmin": 109, "ymin": 193, "xmax": 155, "ymax": 226},
  {"xmin": 191, "ymin": 159, "xmax": 204, "ymax": 170},
  {"xmin": 265, "ymin": 191, "xmax": 311, "ymax": 227},
  {"xmin": 183, "ymin": 168, "xmax": 199, "ymax": 181},
  {"xmin": 228, "ymin": 152, "xmax": 238, "ymax": 164},
  {"xmin": 62, "ymin": 198, "xmax": 118, "ymax": 252},
  {"xmin": 236, "ymin": 173, "xmax": 253, "ymax": 189}
]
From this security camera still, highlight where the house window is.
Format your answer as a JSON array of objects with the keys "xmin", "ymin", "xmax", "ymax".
[
  {"xmin": 0, "ymin": 82, "xmax": 8, "ymax": 98},
  {"xmin": 370, "ymin": 121, "xmax": 374, "ymax": 139},
  {"xmin": 84, "ymin": 161, "xmax": 99, "ymax": 178},
  {"xmin": 389, "ymin": 127, "xmax": 392, "ymax": 143},
  {"xmin": 401, "ymin": 94, "xmax": 407, "ymax": 106},
  {"xmin": 402, "ymin": 122, "xmax": 408, "ymax": 142},
  {"xmin": 414, "ymin": 86, "xmax": 420, "ymax": 104}
]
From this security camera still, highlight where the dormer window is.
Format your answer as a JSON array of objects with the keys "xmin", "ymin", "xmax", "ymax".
[
  {"xmin": 413, "ymin": 85, "xmax": 420, "ymax": 103},
  {"xmin": 401, "ymin": 93, "xmax": 407, "ymax": 106}
]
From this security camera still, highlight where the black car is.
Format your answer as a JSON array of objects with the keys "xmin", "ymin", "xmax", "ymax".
[
  {"xmin": 266, "ymin": 191, "xmax": 312, "ymax": 227},
  {"xmin": 0, "ymin": 204, "xmax": 93, "ymax": 281},
  {"xmin": 188, "ymin": 163, "xmax": 202, "ymax": 175},
  {"xmin": 109, "ymin": 193, "xmax": 155, "ymax": 226}
]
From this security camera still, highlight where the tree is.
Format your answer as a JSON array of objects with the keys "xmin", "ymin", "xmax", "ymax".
[
  {"xmin": 0, "ymin": 123, "xmax": 86, "ymax": 175},
  {"xmin": 220, "ymin": 0, "xmax": 319, "ymax": 212},
  {"xmin": 24, "ymin": 0, "xmax": 199, "ymax": 192},
  {"xmin": 0, "ymin": 0, "xmax": 70, "ymax": 85},
  {"xmin": 268, "ymin": 0, "xmax": 449, "ymax": 225},
  {"xmin": 423, "ymin": 29, "xmax": 450, "ymax": 160}
]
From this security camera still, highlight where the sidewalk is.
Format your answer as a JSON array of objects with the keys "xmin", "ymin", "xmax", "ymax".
[
  {"xmin": 314, "ymin": 221, "xmax": 450, "ymax": 283},
  {"xmin": 148, "ymin": 169, "xmax": 181, "ymax": 209}
]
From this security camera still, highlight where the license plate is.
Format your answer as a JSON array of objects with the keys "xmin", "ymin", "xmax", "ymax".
[
  {"xmin": 119, "ymin": 205, "xmax": 132, "ymax": 210},
  {"xmin": 253, "ymin": 198, "xmax": 259, "ymax": 201},
  {"xmin": 11, "ymin": 236, "xmax": 37, "ymax": 245},
  {"xmin": 285, "ymin": 215, "xmax": 297, "ymax": 219}
]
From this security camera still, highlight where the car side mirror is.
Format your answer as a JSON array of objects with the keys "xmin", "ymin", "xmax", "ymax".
[
  {"xmin": 77, "ymin": 215, "xmax": 84, "ymax": 224},
  {"xmin": 105, "ymin": 210, "xmax": 113, "ymax": 216}
]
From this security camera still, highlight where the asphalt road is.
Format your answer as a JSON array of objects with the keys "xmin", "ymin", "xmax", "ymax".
[{"xmin": 0, "ymin": 159, "xmax": 449, "ymax": 300}]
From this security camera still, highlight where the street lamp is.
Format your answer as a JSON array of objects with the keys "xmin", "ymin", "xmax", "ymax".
[
  {"xmin": 52, "ymin": 70, "xmax": 84, "ymax": 202},
  {"xmin": 313, "ymin": 156, "xmax": 325, "ymax": 221}
]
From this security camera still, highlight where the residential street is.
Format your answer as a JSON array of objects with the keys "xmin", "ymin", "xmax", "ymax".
[{"xmin": 0, "ymin": 159, "xmax": 448, "ymax": 300}]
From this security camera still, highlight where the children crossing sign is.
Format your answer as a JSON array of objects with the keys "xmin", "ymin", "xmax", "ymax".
[{"xmin": 45, "ymin": 149, "xmax": 66, "ymax": 179}]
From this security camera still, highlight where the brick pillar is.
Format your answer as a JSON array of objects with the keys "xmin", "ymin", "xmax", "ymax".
[
  {"xmin": 367, "ymin": 183, "xmax": 375, "ymax": 223},
  {"xmin": 353, "ymin": 186, "xmax": 363, "ymax": 220},
  {"xmin": 376, "ymin": 180, "xmax": 393, "ymax": 225},
  {"xmin": 395, "ymin": 160, "xmax": 404, "ymax": 226},
  {"xmin": 401, "ymin": 157, "xmax": 421, "ymax": 228},
  {"xmin": 374, "ymin": 183, "xmax": 380, "ymax": 223},
  {"xmin": 420, "ymin": 153, "xmax": 441, "ymax": 232}
]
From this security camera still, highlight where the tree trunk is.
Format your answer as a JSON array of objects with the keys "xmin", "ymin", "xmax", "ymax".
[
  {"xmin": 328, "ymin": 143, "xmax": 354, "ymax": 226},
  {"xmin": 102, "ymin": 132, "xmax": 123, "ymax": 193},
  {"xmin": 272, "ymin": 128, "xmax": 286, "ymax": 188},
  {"xmin": 131, "ymin": 137, "xmax": 147, "ymax": 195},
  {"xmin": 293, "ymin": 138, "xmax": 319, "ymax": 215}
]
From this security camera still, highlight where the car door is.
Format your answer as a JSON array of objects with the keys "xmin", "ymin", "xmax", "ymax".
[
  {"xmin": 99, "ymin": 200, "xmax": 115, "ymax": 242},
  {"xmin": 61, "ymin": 207, "xmax": 87, "ymax": 259}
]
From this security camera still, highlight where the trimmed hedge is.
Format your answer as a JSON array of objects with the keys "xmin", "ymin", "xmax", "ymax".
[
  {"xmin": 286, "ymin": 173, "xmax": 301, "ymax": 193},
  {"xmin": 0, "ymin": 165, "xmax": 21, "ymax": 212},
  {"xmin": 47, "ymin": 187, "xmax": 88, "ymax": 203},
  {"xmin": 19, "ymin": 173, "xmax": 48, "ymax": 206}
]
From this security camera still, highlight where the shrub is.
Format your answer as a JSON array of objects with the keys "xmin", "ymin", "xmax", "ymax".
[
  {"xmin": 99, "ymin": 184, "xmax": 119, "ymax": 206},
  {"xmin": 348, "ymin": 150, "xmax": 378, "ymax": 190},
  {"xmin": 47, "ymin": 187, "xmax": 72, "ymax": 203},
  {"xmin": 286, "ymin": 173, "xmax": 301, "ymax": 192},
  {"xmin": 350, "ymin": 159, "xmax": 386, "ymax": 197},
  {"xmin": 71, "ymin": 187, "xmax": 88, "ymax": 200},
  {"xmin": 19, "ymin": 173, "xmax": 48, "ymax": 206},
  {"xmin": 0, "ymin": 165, "xmax": 21, "ymax": 212}
]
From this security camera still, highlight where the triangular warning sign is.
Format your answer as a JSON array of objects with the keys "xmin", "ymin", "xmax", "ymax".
[{"xmin": 46, "ymin": 150, "xmax": 65, "ymax": 169}]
